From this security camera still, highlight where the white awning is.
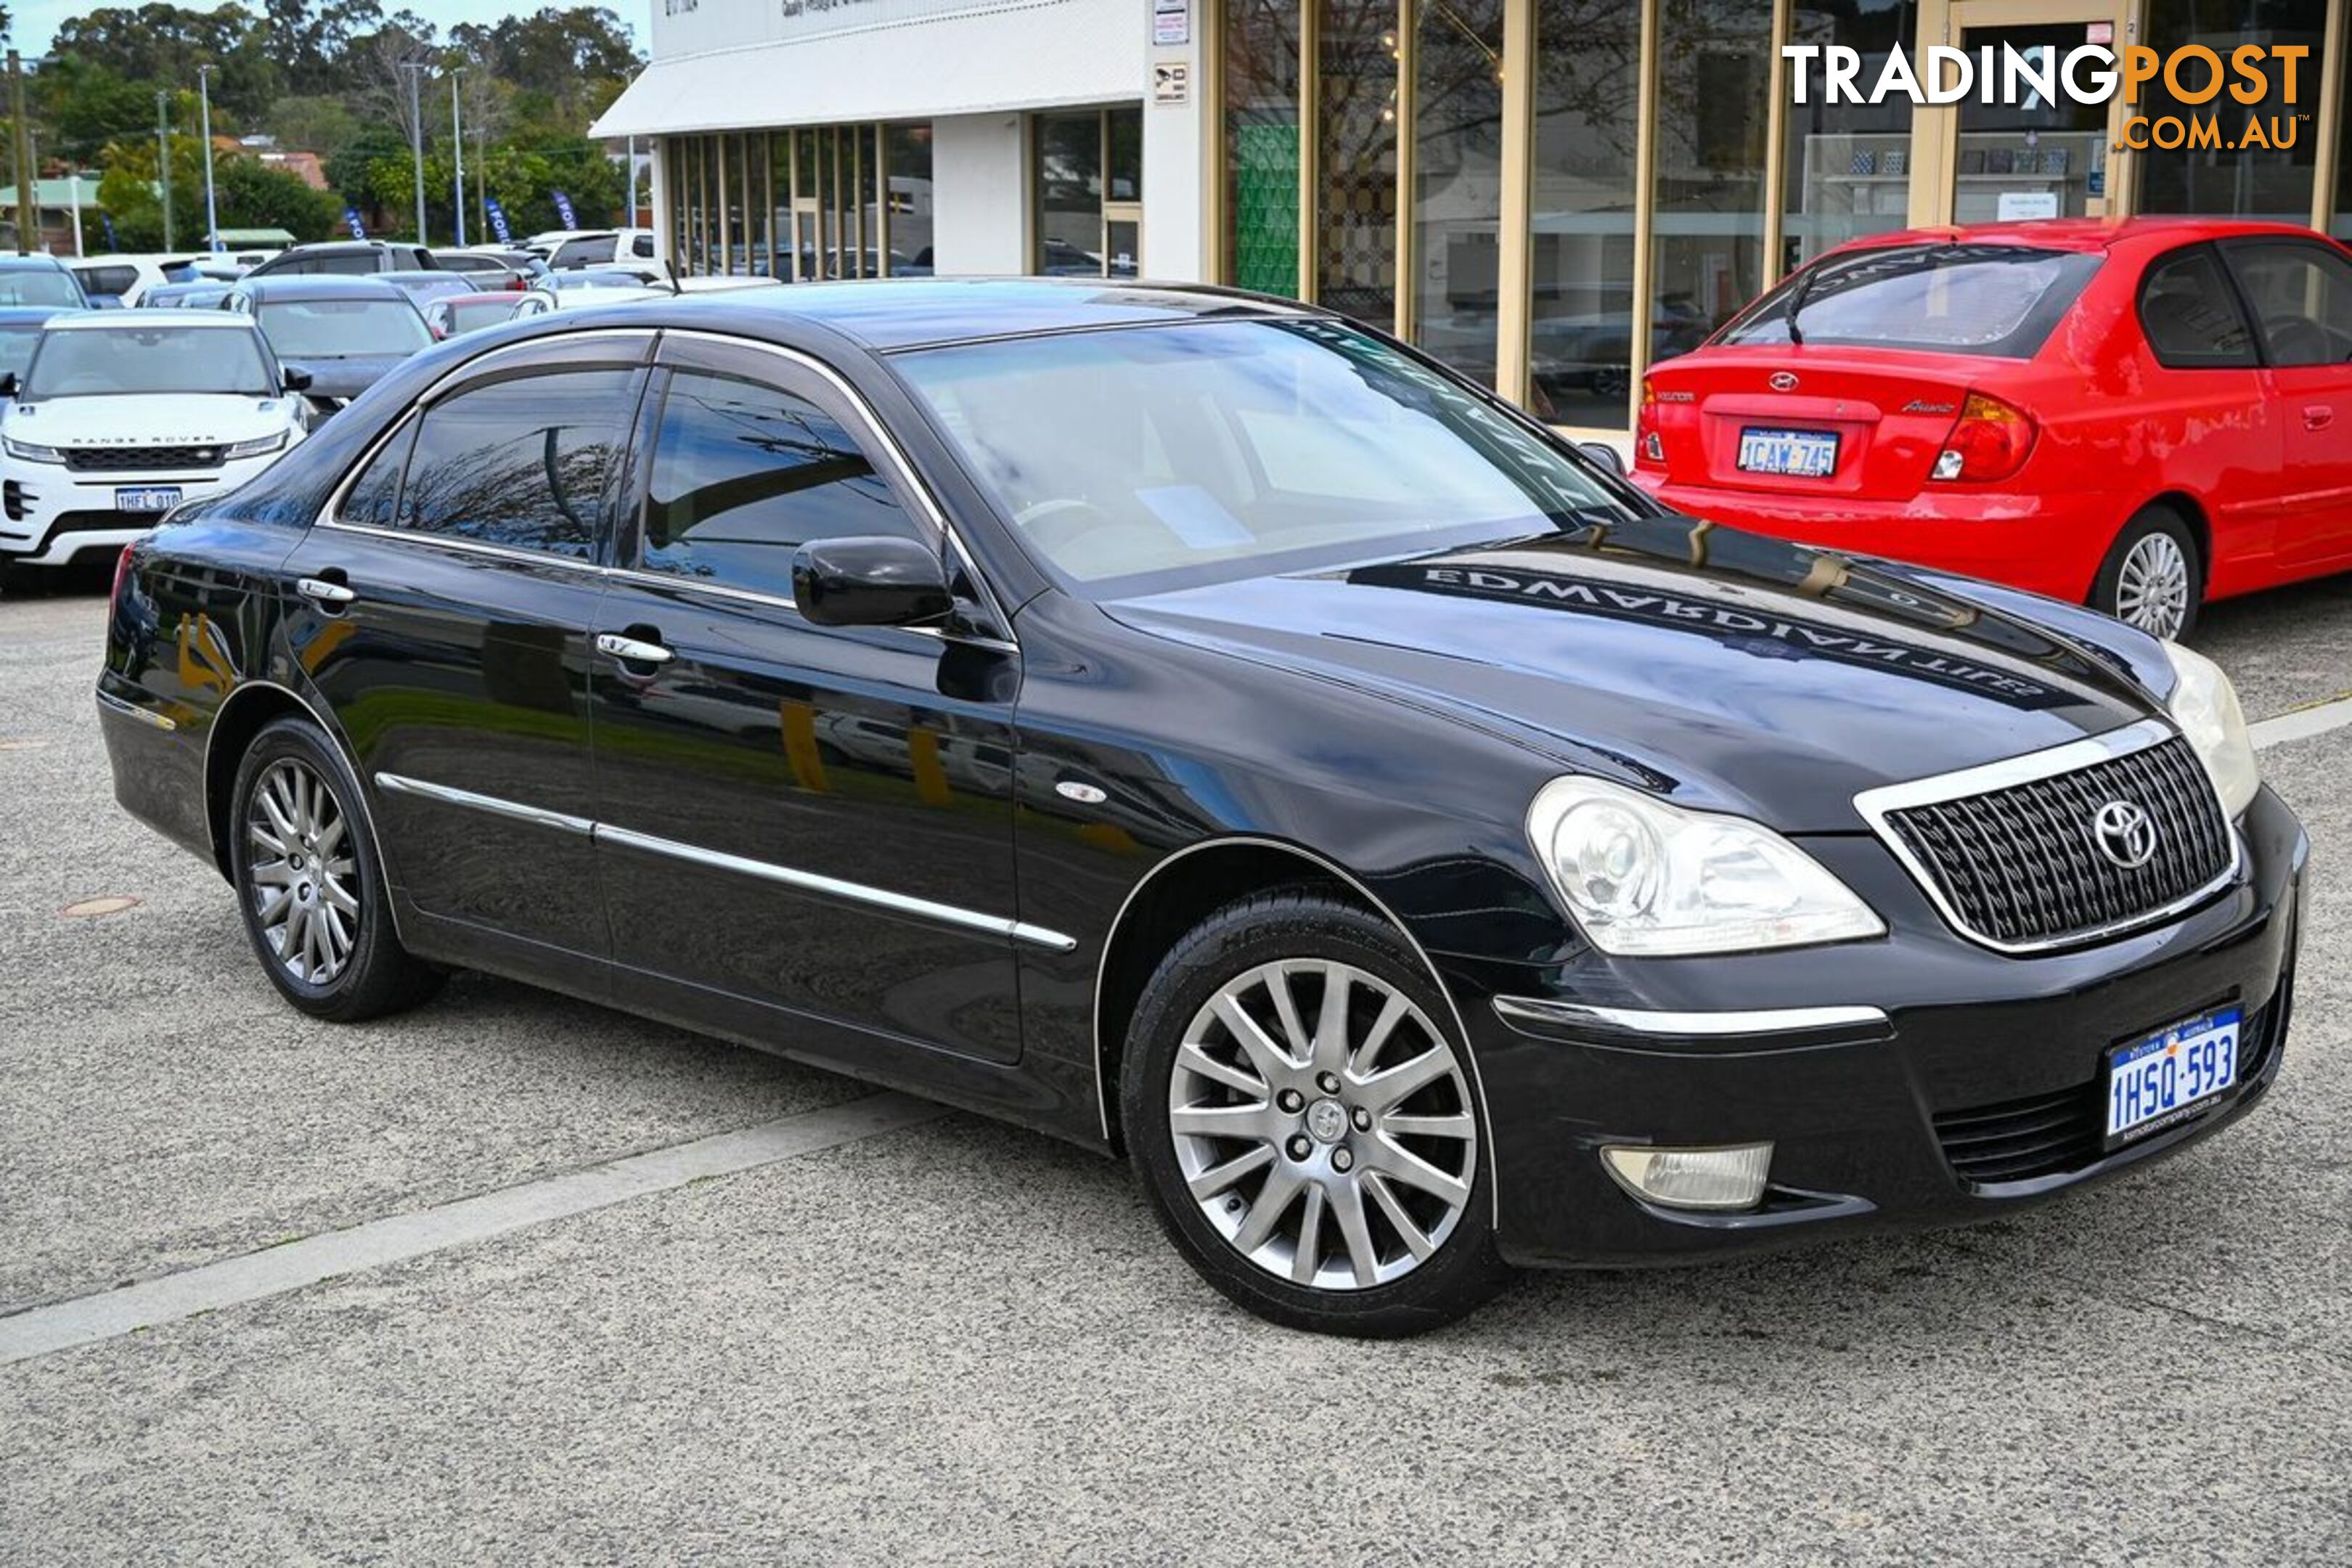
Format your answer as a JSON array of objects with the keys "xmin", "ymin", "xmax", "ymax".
[{"xmin": 592, "ymin": 0, "xmax": 1145, "ymax": 139}]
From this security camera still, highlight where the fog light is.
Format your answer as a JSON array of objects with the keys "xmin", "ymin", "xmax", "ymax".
[{"xmin": 1601, "ymin": 1142, "xmax": 1772, "ymax": 1211}]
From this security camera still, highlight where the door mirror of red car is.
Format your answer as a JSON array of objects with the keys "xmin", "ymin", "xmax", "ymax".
[{"xmin": 791, "ymin": 536, "xmax": 952, "ymax": 629}]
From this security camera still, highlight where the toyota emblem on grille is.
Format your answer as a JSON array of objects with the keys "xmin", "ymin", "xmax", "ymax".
[
  {"xmin": 2090, "ymin": 801, "xmax": 2159, "ymax": 870},
  {"xmin": 1769, "ymin": 372, "xmax": 1800, "ymax": 391}
]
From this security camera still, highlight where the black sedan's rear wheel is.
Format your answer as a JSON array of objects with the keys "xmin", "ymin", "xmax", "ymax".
[
  {"xmin": 1123, "ymin": 888, "xmax": 1512, "ymax": 1336},
  {"xmin": 229, "ymin": 716, "xmax": 443, "ymax": 1021}
]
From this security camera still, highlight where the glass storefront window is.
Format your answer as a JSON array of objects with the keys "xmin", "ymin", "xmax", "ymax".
[
  {"xmin": 1411, "ymin": 0, "xmax": 1504, "ymax": 382},
  {"xmin": 1651, "ymin": 0, "xmax": 1772, "ymax": 369},
  {"xmin": 2137, "ymin": 0, "xmax": 2327, "ymax": 223},
  {"xmin": 1227, "ymin": 0, "xmax": 1302, "ymax": 295},
  {"xmin": 1529, "ymin": 0, "xmax": 1640, "ymax": 426},
  {"xmin": 1317, "ymin": 0, "xmax": 1400, "ymax": 328},
  {"xmin": 1036, "ymin": 110, "xmax": 1104, "ymax": 274},
  {"xmin": 1782, "ymin": 1, "xmax": 1916, "ymax": 270},
  {"xmin": 890, "ymin": 124, "xmax": 936, "ymax": 274}
]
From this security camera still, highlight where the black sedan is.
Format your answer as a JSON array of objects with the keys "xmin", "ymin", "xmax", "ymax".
[
  {"xmin": 94, "ymin": 281, "xmax": 2306, "ymax": 1335},
  {"xmin": 219, "ymin": 276, "xmax": 434, "ymax": 419}
]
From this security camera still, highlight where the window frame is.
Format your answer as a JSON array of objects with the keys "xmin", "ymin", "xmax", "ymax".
[
  {"xmin": 2136, "ymin": 242, "xmax": 2261, "ymax": 371},
  {"xmin": 320, "ymin": 328, "xmax": 658, "ymax": 571},
  {"xmin": 2216, "ymin": 235, "xmax": 2352, "ymax": 371}
]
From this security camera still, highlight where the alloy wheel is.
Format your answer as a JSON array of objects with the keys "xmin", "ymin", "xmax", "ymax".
[
  {"xmin": 2115, "ymin": 531, "xmax": 2191, "ymax": 640},
  {"xmin": 1167, "ymin": 959, "xmax": 1477, "ymax": 1291},
  {"xmin": 244, "ymin": 758, "xmax": 360, "ymax": 985}
]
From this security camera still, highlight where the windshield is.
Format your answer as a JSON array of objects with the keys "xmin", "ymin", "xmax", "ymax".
[
  {"xmin": 0, "ymin": 269, "xmax": 83, "ymax": 308},
  {"xmin": 0, "ymin": 324, "xmax": 45, "ymax": 381},
  {"xmin": 23, "ymin": 326, "xmax": 274, "ymax": 398},
  {"xmin": 894, "ymin": 319, "xmax": 1625, "ymax": 592},
  {"xmin": 449, "ymin": 300, "xmax": 518, "ymax": 332},
  {"xmin": 1720, "ymin": 244, "xmax": 2102, "ymax": 358},
  {"xmin": 257, "ymin": 298, "xmax": 432, "ymax": 359}
]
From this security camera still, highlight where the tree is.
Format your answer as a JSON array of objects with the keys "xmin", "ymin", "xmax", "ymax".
[
  {"xmin": 46, "ymin": 5, "xmax": 280, "ymax": 125},
  {"xmin": 97, "ymin": 134, "xmax": 339, "ymax": 249}
]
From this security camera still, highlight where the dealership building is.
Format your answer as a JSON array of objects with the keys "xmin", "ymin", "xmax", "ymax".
[{"xmin": 595, "ymin": 0, "xmax": 2351, "ymax": 436}]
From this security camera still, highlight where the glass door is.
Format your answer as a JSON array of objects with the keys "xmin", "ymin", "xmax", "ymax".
[{"xmin": 1916, "ymin": 1, "xmax": 2131, "ymax": 224}]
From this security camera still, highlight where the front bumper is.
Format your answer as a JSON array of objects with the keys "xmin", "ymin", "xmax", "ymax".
[
  {"xmin": 1630, "ymin": 470, "xmax": 2112, "ymax": 604},
  {"xmin": 0, "ymin": 453, "xmax": 279, "ymax": 565},
  {"xmin": 1462, "ymin": 784, "xmax": 2308, "ymax": 1268}
]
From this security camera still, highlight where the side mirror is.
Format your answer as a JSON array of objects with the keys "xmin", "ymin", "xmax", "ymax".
[
  {"xmin": 1578, "ymin": 440, "xmax": 1628, "ymax": 477},
  {"xmin": 0, "ymin": 372, "xmax": 17, "ymax": 399},
  {"xmin": 791, "ymin": 536, "xmax": 951, "ymax": 629},
  {"xmin": 282, "ymin": 367, "xmax": 313, "ymax": 393}
]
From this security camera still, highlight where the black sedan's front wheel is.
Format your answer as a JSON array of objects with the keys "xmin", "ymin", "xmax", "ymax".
[
  {"xmin": 229, "ymin": 716, "xmax": 444, "ymax": 1022},
  {"xmin": 1124, "ymin": 889, "xmax": 1512, "ymax": 1336}
]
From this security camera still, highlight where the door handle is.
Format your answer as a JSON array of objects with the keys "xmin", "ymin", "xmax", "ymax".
[
  {"xmin": 295, "ymin": 576, "xmax": 356, "ymax": 608},
  {"xmin": 2304, "ymin": 406, "xmax": 2335, "ymax": 431},
  {"xmin": 595, "ymin": 632, "xmax": 674, "ymax": 666}
]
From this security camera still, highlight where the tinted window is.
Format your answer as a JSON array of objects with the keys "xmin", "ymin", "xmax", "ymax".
[
  {"xmin": 1720, "ymin": 244, "xmax": 2102, "ymax": 358},
  {"xmin": 313, "ymin": 251, "xmax": 383, "ymax": 277},
  {"xmin": 2139, "ymin": 248, "xmax": 2257, "ymax": 368},
  {"xmin": 397, "ymin": 368, "xmax": 636, "ymax": 558},
  {"xmin": 2228, "ymin": 242, "xmax": 2352, "ymax": 368},
  {"xmin": 0, "ymin": 324, "xmax": 43, "ymax": 380},
  {"xmin": 639, "ymin": 369, "xmax": 924, "ymax": 596},
  {"xmin": 553, "ymin": 237, "xmax": 612, "ymax": 269},
  {"xmin": 340, "ymin": 421, "xmax": 416, "ymax": 528},
  {"xmin": 77, "ymin": 266, "xmax": 139, "ymax": 297},
  {"xmin": 632, "ymin": 234, "xmax": 656, "ymax": 258}
]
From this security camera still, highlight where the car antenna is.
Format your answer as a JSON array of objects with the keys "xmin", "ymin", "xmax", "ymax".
[{"xmin": 664, "ymin": 257, "xmax": 682, "ymax": 295}]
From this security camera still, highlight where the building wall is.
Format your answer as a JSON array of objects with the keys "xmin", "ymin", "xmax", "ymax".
[{"xmin": 932, "ymin": 114, "xmax": 1030, "ymax": 274}]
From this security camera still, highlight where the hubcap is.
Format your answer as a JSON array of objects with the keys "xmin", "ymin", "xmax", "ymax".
[
  {"xmin": 1167, "ymin": 959, "xmax": 1477, "ymax": 1291},
  {"xmin": 2115, "ymin": 533, "xmax": 2190, "ymax": 640},
  {"xmin": 244, "ymin": 758, "xmax": 359, "ymax": 985}
]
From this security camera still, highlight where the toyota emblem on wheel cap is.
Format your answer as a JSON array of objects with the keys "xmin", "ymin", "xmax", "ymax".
[
  {"xmin": 1769, "ymin": 371, "xmax": 1800, "ymax": 391},
  {"xmin": 2090, "ymin": 800, "xmax": 2159, "ymax": 870}
]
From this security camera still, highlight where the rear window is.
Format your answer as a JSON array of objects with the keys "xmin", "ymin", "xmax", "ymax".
[{"xmin": 1719, "ymin": 244, "xmax": 2102, "ymax": 359}]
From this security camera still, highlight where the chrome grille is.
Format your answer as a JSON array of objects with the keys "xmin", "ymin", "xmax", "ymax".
[
  {"xmin": 1878, "ymin": 733, "xmax": 2231, "ymax": 950},
  {"xmin": 63, "ymin": 444, "xmax": 224, "ymax": 473}
]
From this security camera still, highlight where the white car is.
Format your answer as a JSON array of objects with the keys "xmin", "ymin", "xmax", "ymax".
[
  {"xmin": 0, "ymin": 311, "xmax": 306, "ymax": 580},
  {"xmin": 525, "ymin": 228, "xmax": 658, "ymax": 271},
  {"xmin": 507, "ymin": 271, "xmax": 674, "ymax": 318}
]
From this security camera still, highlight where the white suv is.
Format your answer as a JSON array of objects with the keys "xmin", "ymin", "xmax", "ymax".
[{"xmin": 0, "ymin": 311, "xmax": 306, "ymax": 579}]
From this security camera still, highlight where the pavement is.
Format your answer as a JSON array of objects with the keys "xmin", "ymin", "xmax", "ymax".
[{"xmin": 3, "ymin": 573, "xmax": 2349, "ymax": 1565}]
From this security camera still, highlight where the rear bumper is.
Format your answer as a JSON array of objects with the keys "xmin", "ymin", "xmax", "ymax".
[
  {"xmin": 1460, "ymin": 784, "xmax": 2307, "ymax": 1268},
  {"xmin": 1632, "ymin": 473, "xmax": 2114, "ymax": 604}
]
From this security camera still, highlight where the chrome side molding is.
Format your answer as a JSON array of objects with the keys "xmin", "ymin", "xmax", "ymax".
[
  {"xmin": 1493, "ymin": 996, "xmax": 1892, "ymax": 1038},
  {"xmin": 371, "ymin": 771, "xmax": 1074, "ymax": 952}
]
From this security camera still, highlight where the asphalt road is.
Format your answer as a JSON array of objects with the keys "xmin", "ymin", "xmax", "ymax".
[{"xmin": 3, "ymin": 577, "xmax": 2348, "ymax": 1565}]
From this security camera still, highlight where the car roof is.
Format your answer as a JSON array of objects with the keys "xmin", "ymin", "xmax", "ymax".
[
  {"xmin": 584, "ymin": 277, "xmax": 1311, "ymax": 351},
  {"xmin": 0, "ymin": 254, "xmax": 73, "ymax": 270},
  {"xmin": 441, "ymin": 291, "xmax": 521, "ymax": 304},
  {"xmin": 49, "ymin": 309, "xmax": 255, "ymax": 330},
  {"xmin": 0, "ymin": 305, "xmax": 71, "ymax": 323},
  {"xmin": 1826, "ymin": 216, "xmax": 2334, "ymax": 258},
  {"xmin": 232, "ymin": 276, "xmax": 410, "ymax": 300}
]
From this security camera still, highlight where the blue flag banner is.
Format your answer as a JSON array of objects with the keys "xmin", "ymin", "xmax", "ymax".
[
  {"xmin": 343, "ymin": 207, "xmax": 367, "ymax": 240},
  {"xmin": 551, "ymin": 189, "xmax": 578, "ymax": 229},
  {"xmin": 99, "ymin": 212, "xmax": 119, "ymax": 250},
  {"xmin": 483, "ymin": 197, "xmax": 513, "ymax": 245}
]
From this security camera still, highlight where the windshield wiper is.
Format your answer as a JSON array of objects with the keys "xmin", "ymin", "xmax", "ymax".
[{"xmin": 1782, "ymin": 264, "xmax": 1819, "ymax": 347}]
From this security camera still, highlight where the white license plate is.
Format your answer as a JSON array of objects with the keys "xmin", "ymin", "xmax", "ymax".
[
  {"xmin": 2104, "ymin": 1006, "xmax": 2241, "ymax": 1146},
  {"xmin": 114, "ymin": 486, "xmax": 182, "ymax": 513},
  {"xmin": 1737, "ymin": 427, "xmax": 1839, "ymax": 477}
]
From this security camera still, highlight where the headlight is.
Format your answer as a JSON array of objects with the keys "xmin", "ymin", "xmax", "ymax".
[
  {"xmin": 224, "ymin": 430, "xmax": 290, "ymax": 460},
  {"xmin": 3, "ymin": 434, "xmax": 61, "ymax": 462},
  {"xmin": 1527, "ymin": 776, "xmax": 1886, "ymax": 956},
  {"xmin": 2161, "ymin": 642, "xmax": 2258, "ymax": 818}
]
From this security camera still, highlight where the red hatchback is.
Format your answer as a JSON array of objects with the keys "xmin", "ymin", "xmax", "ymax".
[{"xmin": 1632, "ymin": 219, "xmax": 2352, "ymax": 638}]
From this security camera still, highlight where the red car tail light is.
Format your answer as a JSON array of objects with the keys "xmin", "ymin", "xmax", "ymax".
[
  {"xmin": 110, "ymin": 542, "xmax": 136, "ymax": 608},
  {"xmin": 1635, "ymin": 382, "xmax": 1665, "ymax": 466},
  {"xmin": 1930, "ymin": 392, "xmax": 2036, "ymax": 483}
]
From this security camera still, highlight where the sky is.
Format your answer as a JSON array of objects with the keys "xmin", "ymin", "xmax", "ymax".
[{"xmin": 12, "ymin": 0, "xmax": 646, "ymax": 59}]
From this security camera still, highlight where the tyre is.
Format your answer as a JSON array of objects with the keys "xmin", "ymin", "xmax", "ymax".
[
  {"xmin": 2091, "ymin": 507, "xmax": 2202, "ymax": 640},
  {"xmin": 229, "ymin": 716, "xmax": 444, "ymax": 1022},
  {"xmin": 1122, "ymin": 887, "xmax": 1512, "ymax": 1336}
]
